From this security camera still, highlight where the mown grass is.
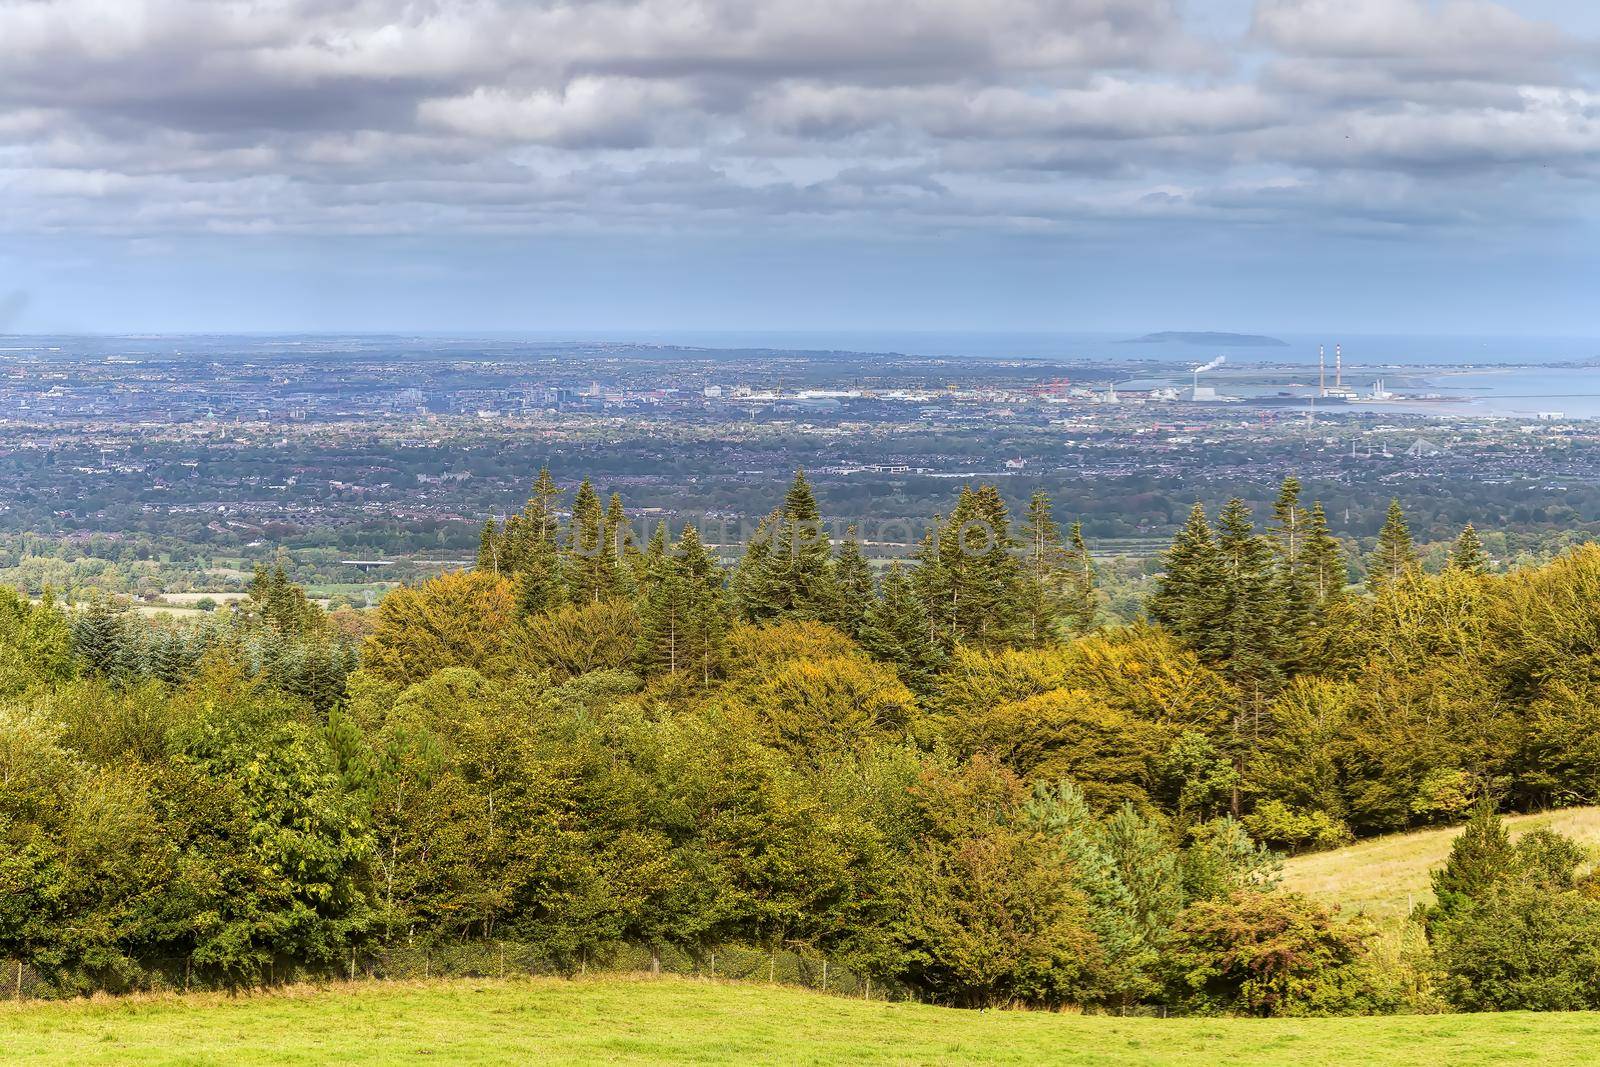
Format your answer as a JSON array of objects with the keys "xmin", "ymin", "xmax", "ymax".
[
  {"xmin": 1281, "ymin": 806, "xmax": 1600, "ymax": 921},
  {"xmin": 3, "ymin": 975, "xmax": 1599, "ymax": 1066}
]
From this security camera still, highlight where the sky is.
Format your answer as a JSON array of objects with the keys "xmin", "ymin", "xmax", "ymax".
[{"xmin": 1, "ymin": 0, "xmax": 1599, "ymax": 336}]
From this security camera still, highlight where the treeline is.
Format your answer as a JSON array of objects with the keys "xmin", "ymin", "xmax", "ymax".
[{"xmin": 6, "ymin": 469, "xmax": 1600, "ymax": 1013}]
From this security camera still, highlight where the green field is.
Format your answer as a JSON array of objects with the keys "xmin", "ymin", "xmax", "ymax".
[
  {"xmin": 3, "ymin": 975, "xmax": 1598, "ymax": 1066},
  {"xmin": 1282, "ymin": 807, "xmax": 1600, "ymax": 921}
]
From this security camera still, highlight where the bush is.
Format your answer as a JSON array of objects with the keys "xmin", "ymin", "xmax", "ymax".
[
  {"xmin": 1435, "ymin": 882, "xmax": 1600, "ymax": 1012},
  {"xmin": 1164, "ymin": 892, "xmax": 1373, "ymax": 1016}
]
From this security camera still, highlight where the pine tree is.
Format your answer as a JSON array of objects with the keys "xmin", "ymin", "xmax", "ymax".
[
  {"xmin": 1147, "ymin": 503, "xmax": 1224, "ymax": 644},
  {"xmin": 565, "ymin": 479, "xmax": 617, "ymax": 604},
  {"xmin": 1018, "ymin": 490, "xmax": 1068, "ymax": 646},
  {"xmin": 738, "ymin": 470, "xmax": 834, "ymax": 622},
  {"xmin": 731, "ymin": 513, "xmax": 774, "ymax": 621},
  {"xmin": 71, "ymin": 598, "xmax": 135, "ymax": 681},
  {"xmin": 476, "ymin": 518, "xmax": 502, "ymax": 575},
  {"xmin": 1448, "ymin": 523, "xmax": 1491, "ymax": 576},
  {"xmin": 510, "ymin": 468, "xmax": 565, "ymax": 615},
  {"xmin": 1063, "ymin": 521, "xmax": 1098, "ymax": 636},
  {"xmin": 1429, "ymin": 797, "xmax": 1514, "ymax": 928},
  {"xmin": 1302, "ymin": 502, "xmax": 1348, "ymax": 607},
  {"xmin": 914, "ymin": 484, "xmax": 1026, "ymax": 650},
  {"xmin": 603, "ymin": 492, "xmax": 637, "ymax": 592},
  {"xmin": 1369, "ymin": 498, "xmax": 1421, "ymax": 594},
  {"xmin": 673, "ymin": 523, "xmax": 727, "ymax": 683},
  {"xmin": 635, "ymin": 523, "xmax": 726, "ymax": 682},
  {"xmin": 1208, "ymin": 498, "xmax": 1291, "ymax": 707},
  {"xmin": 828, "ymin": 527, "xmax": 874, "ymax": 639},
  {"xmin": 859, "ymin": 562, "xmax": 945, "ymax": 693},
  {"xmin": 1270, "ymin": 477, "xmax": 1316, "ymax": 671}
]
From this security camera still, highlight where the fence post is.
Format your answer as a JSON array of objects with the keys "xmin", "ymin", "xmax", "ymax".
[{"xmin": 821, "ymin": 959, "xmax": 827, "ymax": 992}]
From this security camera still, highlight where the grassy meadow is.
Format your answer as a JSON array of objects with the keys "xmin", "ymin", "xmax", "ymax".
[
  {"xmin": 1282, "ymin": 806, "xmax": 1600, "ymax": 921},
  {"xmin": 4, "ymin": 975, "xmax": 1600, "ymax": 1066}
]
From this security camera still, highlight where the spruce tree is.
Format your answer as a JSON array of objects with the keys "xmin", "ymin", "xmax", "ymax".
[
  {"xmin": 636, "ymin": 523, "xmax": 726, "ymax": 682},
  {"xmin": 71, "ymin": 598, "xmax": 135, "ymax": 681},
  {"xmin": 1303, "ymin": 502, "xmax": 1348, "ymax": 607},
  {"xmin": 914, "ymin": 484, "xmax": 1026, "ymax": 650},
  {"xmin": 829, "ymin": 528, "xmax": 874, "ymax": 639},
  {"xmin": 738, "ymin": 470, "xmax": 834, "ymax": 622},
  {"xmin": 604, "ymin": 492, "xmax": 637, "ymax": 591},
  {"xmin": 1270, "ymin": 477, "xmax": 1316, "ymax": 672},
  {"xmin": 859, "ymin": 562, "xmax": 945, "ymax": 693},
  {"xmin": 675, "ymin": 523, "xmax": 727, "ymax": 683},
  {"xmin": 510, "ymin": 468, "xmax": 565, "ymax": 615},
  {"xmin": 565, "ymin": 479, "xmax": 617, "ymax": 604},
  {"xmin": 476, "ymin": 518, "xmax": 502, "ymax": 575},
  {"xmin": 1429, "ymin": 797, "xmax": 1514, "ymax": 928},
  {"xmin": 731, "ymin": 513, "xmax": 774, "ymax": 621},
  {"xmin": 1147, "ymin": 503, "xmax": 1224, "ymax": 645},
  {"xmin": 1064, "ymin": 520, "xmax": 1098, "ymax": 636},
  {"xmin": 1209, "ymin": 498, "xmax": 1291, "ymax": 709},
  {"xmin": 1019, "ymin": 490, "xmax": 1068, "ymax": 646},
  {"xmin": 1448, "ymin": 523, "xmax": 1491, "ymax": 576},
  {"xmin": 1369, "ymin": 498, "xmax": 1421, "ymax": 594}
]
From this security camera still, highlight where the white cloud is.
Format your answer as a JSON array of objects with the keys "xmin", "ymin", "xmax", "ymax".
[{"xmin": 0, "ymin": 0, "xmax": 1596, "ymax": 238}]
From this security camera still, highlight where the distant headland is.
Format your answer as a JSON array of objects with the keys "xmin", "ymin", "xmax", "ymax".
[{"xmin": 1121, "ymin": 331, "xmax": 1290, "ymax": 347}]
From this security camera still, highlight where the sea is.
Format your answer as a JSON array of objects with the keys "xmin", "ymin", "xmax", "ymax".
[{"xmin": 562, "ymin": 330, "xmax": 1600, "ymax": 420}]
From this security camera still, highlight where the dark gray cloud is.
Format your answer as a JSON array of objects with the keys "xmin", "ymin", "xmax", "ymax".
[{"xmin": 1, "ymin": 0, "xmax": 1597, "ymax": 240}]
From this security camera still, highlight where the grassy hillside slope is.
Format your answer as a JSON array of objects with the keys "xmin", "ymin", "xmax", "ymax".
[
  {"xmin": 1282, "ymin": 807, "xmax": 1600, "ymax": 920},
  {"xmin": 4, "ymin": 975, "xmax": 1600, "ymax": 1066}
]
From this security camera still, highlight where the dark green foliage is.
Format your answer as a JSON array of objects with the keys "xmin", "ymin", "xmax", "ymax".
[
  {"xmin": 1303, "ymin": 502, "xmax": 1348, "ymax": 607},
  {"xmin": 857, "ymin": 563, "xmax": 944, "ymax": 693},
  {"xmin": 635, "ymin": 524, "xmax": 726, "ymax": 682},
  {"xmin": 1434, "ymin": 881, "xmax": 1600, "ymax": 1012},
  {"xmin": 735, "ymin": 470, "xmax": 834, "ymax": 623},
  {"xmin": 828, "ymin": 529, "xmax": 874, "ymax": 640},
  {"xmin": 1148, "ymin": 503, "xmax": 1224, "ymax": 644},
  {"xmin": 566, "ymin": 479, "xmax": 619, "ymax": 605},
  {"xmin": 914, "ymin": 485, "xmax": 1027, "ymax": 650}
]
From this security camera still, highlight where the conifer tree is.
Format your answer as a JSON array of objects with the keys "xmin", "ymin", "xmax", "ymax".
[
  {"xmin": 859, "ymin": 562, "xmax": 945, "ymax": 693},
  {"xmin": 1019, "ymin": 490, "xmax": 1068, "ymax": 646},
  {"xmin": 737, "ymin": 470, "xmax": 834, "ymax": 622},
  {"xmin": 1063, "ymin": 521, "xmax": 1098, "ymax": 636},
  {"xmin": 510, "ymin": 468, "xmax": 565, "ymax": 615},
  {"xmin": 731, "ymin": 513, "xmax": 774, "ymax": 621},
  {"xmin": 71, "ymin": 598, "xmax": 135, "ymax": 681},
  {"xmin": 914, "ymin": 484, "xmax": 1026, "ymax": 650},
  {"xmin": 1369, "ymin": 498, "xmax": 1421, "ymax": 594},
  {"xmin": 1429, "ymin": 797, "xmax": 1514, "ymax": 928},
  {"xmin": 476, "ymin": 518, "xmax": 502, "ymax": 575},
  {"xmin": 1147, "ymin": 503, "xmax": 1224, "ymax": 644},
  {"xmin": 603, "ymin": 492, "xmax": 637, "ymax": 592},
  {"xmin": 1208, "ymin": 498, "xmax": 1291, "ymax": 707},
  {"xmin": 1302, "ymin": 502, "xmax": 1348, "ymax": 607},
  {"xmin": 1448, "ymin": 523, "xmax": 1491, "ymax": 576},
  {"xmin": 828, "ymin": 527, "xmax": 874, "ymax": 639},
  {"xmin": 635, "ymin": 523, "xmax": 726, "ymax": 682},
  {"xmin": 1270, "ymin": 477, "xmax": 1316, "ymax": 672},
  {"xmin": 565, "ymin": 479, "xmax": 618, "ymax": 604}
]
